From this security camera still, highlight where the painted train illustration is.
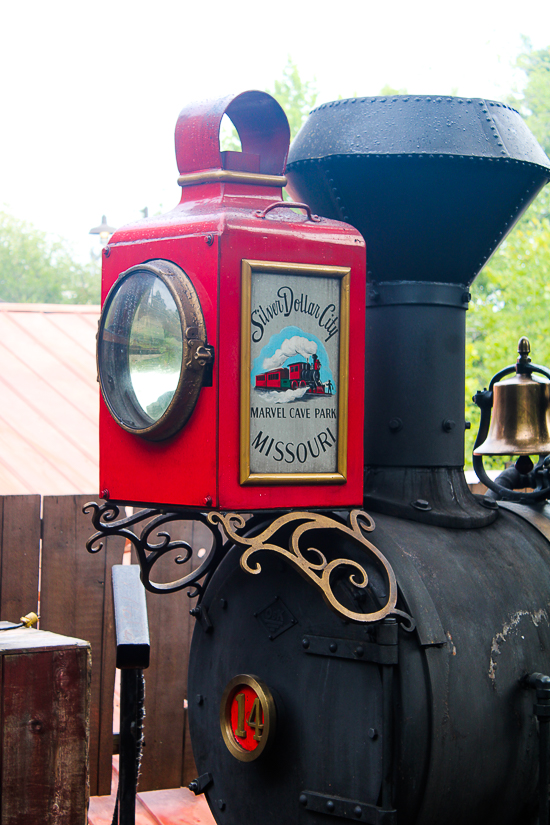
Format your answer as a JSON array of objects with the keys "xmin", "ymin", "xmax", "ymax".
[{"xmin": 255, "ymin": 355, "xmax": 334, "ymax": 395}]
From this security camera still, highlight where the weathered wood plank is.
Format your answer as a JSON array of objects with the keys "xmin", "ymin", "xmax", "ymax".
[
  {"xmin": 41, "ymin": 495, "xmax": 123, "ymax": 796},
  {"xmin": 0, "ymin": 495, "xmax": 40, "ymax": 622},
  {"xmin": 1, "ymin": 643, "xmax": 90, "ymax": 824}
]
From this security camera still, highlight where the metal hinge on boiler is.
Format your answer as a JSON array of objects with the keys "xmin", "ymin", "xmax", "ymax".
[
  {"xmin": 300, "ymin": 618, "xmax": 399, "ymax": 666},
  {"xmin": 299, "ymin": 791, "xmax": 396, "ymax": 824}
]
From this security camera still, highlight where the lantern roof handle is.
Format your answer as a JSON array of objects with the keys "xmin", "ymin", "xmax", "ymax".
[{"xmin": 175, "ymin": 91, "xmax": 290, "ymax": 177}]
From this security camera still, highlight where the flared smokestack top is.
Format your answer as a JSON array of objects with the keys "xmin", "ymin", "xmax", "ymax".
[
  {"xmin": 287, "ymin": 96, "xmax": 550, "ymax": 528},
  {"xmin": 286, "ymin": 96, "xmax": 550, "ymax": 286}
]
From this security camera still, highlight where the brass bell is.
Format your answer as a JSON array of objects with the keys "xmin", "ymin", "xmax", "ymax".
[{"xmin": 474, "ymin": 338, "xmax": 550, "ymax": 456}]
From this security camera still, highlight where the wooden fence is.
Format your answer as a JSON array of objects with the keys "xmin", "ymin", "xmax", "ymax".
[{"xmin": 0, "ymin": 494, "xmax": 204, "ymax": 796}]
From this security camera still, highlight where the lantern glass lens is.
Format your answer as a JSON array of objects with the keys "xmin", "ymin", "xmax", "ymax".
[
  {"xmin": 127, "ymin": 277, "xmax": 183, "ymax": 420},
  {"xmin": 100, "ymin": 271, "xmax": 183, "ymax": 429}
]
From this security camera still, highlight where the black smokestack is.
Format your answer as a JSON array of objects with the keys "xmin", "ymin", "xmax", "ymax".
[{"xmin": 286, "ymin": 96, "xmax": 550, "ymax": 527}]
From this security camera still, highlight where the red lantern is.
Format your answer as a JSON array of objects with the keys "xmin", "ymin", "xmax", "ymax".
[{"xmin": 97, "ymin": 91, "xmax": 365, "ymax": 510}]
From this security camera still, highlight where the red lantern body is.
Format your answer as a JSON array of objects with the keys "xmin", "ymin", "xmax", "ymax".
[{"xmin": 98, "ymin": 92, "xmax": 366, "ymax": 510}]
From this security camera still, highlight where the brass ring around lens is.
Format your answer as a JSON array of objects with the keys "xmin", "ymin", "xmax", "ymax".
[
  {"xmin": 219, "ymin": 674, "xmax": 276, "ymax": 762},
  {"xmin": 98, "ymin": 259, "xmax": 210, "ymax": 441}
]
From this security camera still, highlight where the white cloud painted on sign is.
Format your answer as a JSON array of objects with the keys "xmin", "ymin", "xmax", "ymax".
[
  {"xmin": 263, "ymin": 387, "xmax": 310, "ymax": 404},
  {"xmin": 262, "ymin": 336, "xmax": 317, "ymax": 371}
]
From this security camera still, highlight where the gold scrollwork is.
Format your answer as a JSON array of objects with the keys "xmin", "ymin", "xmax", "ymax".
[{"xmin": 208, "ymin": 509, "xmax": 398, "ymax": 624}]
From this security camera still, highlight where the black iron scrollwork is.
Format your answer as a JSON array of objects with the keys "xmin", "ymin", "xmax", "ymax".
[{"xmin": 84, "ymin": 501, "xmax": 225, "ymax": 599}]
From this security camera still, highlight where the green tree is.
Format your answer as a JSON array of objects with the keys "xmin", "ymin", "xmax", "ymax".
[
  {"xmin": 510, "ymin": 39, "xmax": 550, "ymax": 154},
  {"xmin": 466, "ymin": 39, "xmax": 550, "ymax": 467},
  {"xmin": 464, "ymin": 41, "xmax": 550, "ymax": 468},
  {"xmin": 268, "ymin": 58, "xmax": 318, "ymax": 140},
  {"xmin": 378, "ymin": 84, "xmax": 408, "ymax": 96},
  {"xmin": 465, "ymin": 188, "xmax": 550, "ymax": 466},
  {"xmin": 0, "ymin": 210, "xmax": 100, "ymax": 304}
]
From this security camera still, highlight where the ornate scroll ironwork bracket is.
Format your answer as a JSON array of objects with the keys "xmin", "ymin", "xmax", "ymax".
[
  {"xmin": 84, "ymin": 501, "xmax": 226, "ymax": 600},
  {"xmin": 208, "ymin": 509, "xmax": 413, "ymax": 628}
]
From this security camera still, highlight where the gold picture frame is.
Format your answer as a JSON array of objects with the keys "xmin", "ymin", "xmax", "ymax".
[{"xmin": 240, "ymin": 259, "xmax": 350, "ymax": 485}]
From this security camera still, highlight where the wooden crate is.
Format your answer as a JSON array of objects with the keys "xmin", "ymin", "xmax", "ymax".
[{"xmin": 0, "ymin": 625, "xmax": 90, "ymax": 824}]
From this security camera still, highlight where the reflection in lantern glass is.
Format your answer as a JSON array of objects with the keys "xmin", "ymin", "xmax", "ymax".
[{"xmin": 127, "ymin": 277, "xmax": 183, "ymax": 422}]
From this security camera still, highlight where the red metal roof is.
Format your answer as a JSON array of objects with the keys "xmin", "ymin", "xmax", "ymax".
[{"xmin": 0, "ymin": 303, "xmax": 100, "ymax": 495}]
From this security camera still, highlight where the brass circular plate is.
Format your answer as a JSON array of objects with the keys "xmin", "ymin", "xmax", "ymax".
[
  {"xmin": 219, "ymin": 674, "xmax": 276, "ymax": 762},
  {"xmin": 98, "ymin": 259, "xmax": 210, "ymax": 441}
]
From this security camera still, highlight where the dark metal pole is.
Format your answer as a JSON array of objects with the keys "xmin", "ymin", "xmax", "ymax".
[
  {"xmin": 119, "ymin": 670, "xmax": 145, "ymax": 825},
  {"xmin": 112, "ymin": 565, "xmax": 150, "ymax": 825}
]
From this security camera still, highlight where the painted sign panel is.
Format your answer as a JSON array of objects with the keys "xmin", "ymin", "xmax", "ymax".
[{"xmin": 240, "ymin": 260, "xmax": 350, "ymax": 484}]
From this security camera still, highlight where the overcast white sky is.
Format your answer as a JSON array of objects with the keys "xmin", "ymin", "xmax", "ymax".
[{"xmin": 1, "ymin": 0, "xmax": 549, "ymax": 263}]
